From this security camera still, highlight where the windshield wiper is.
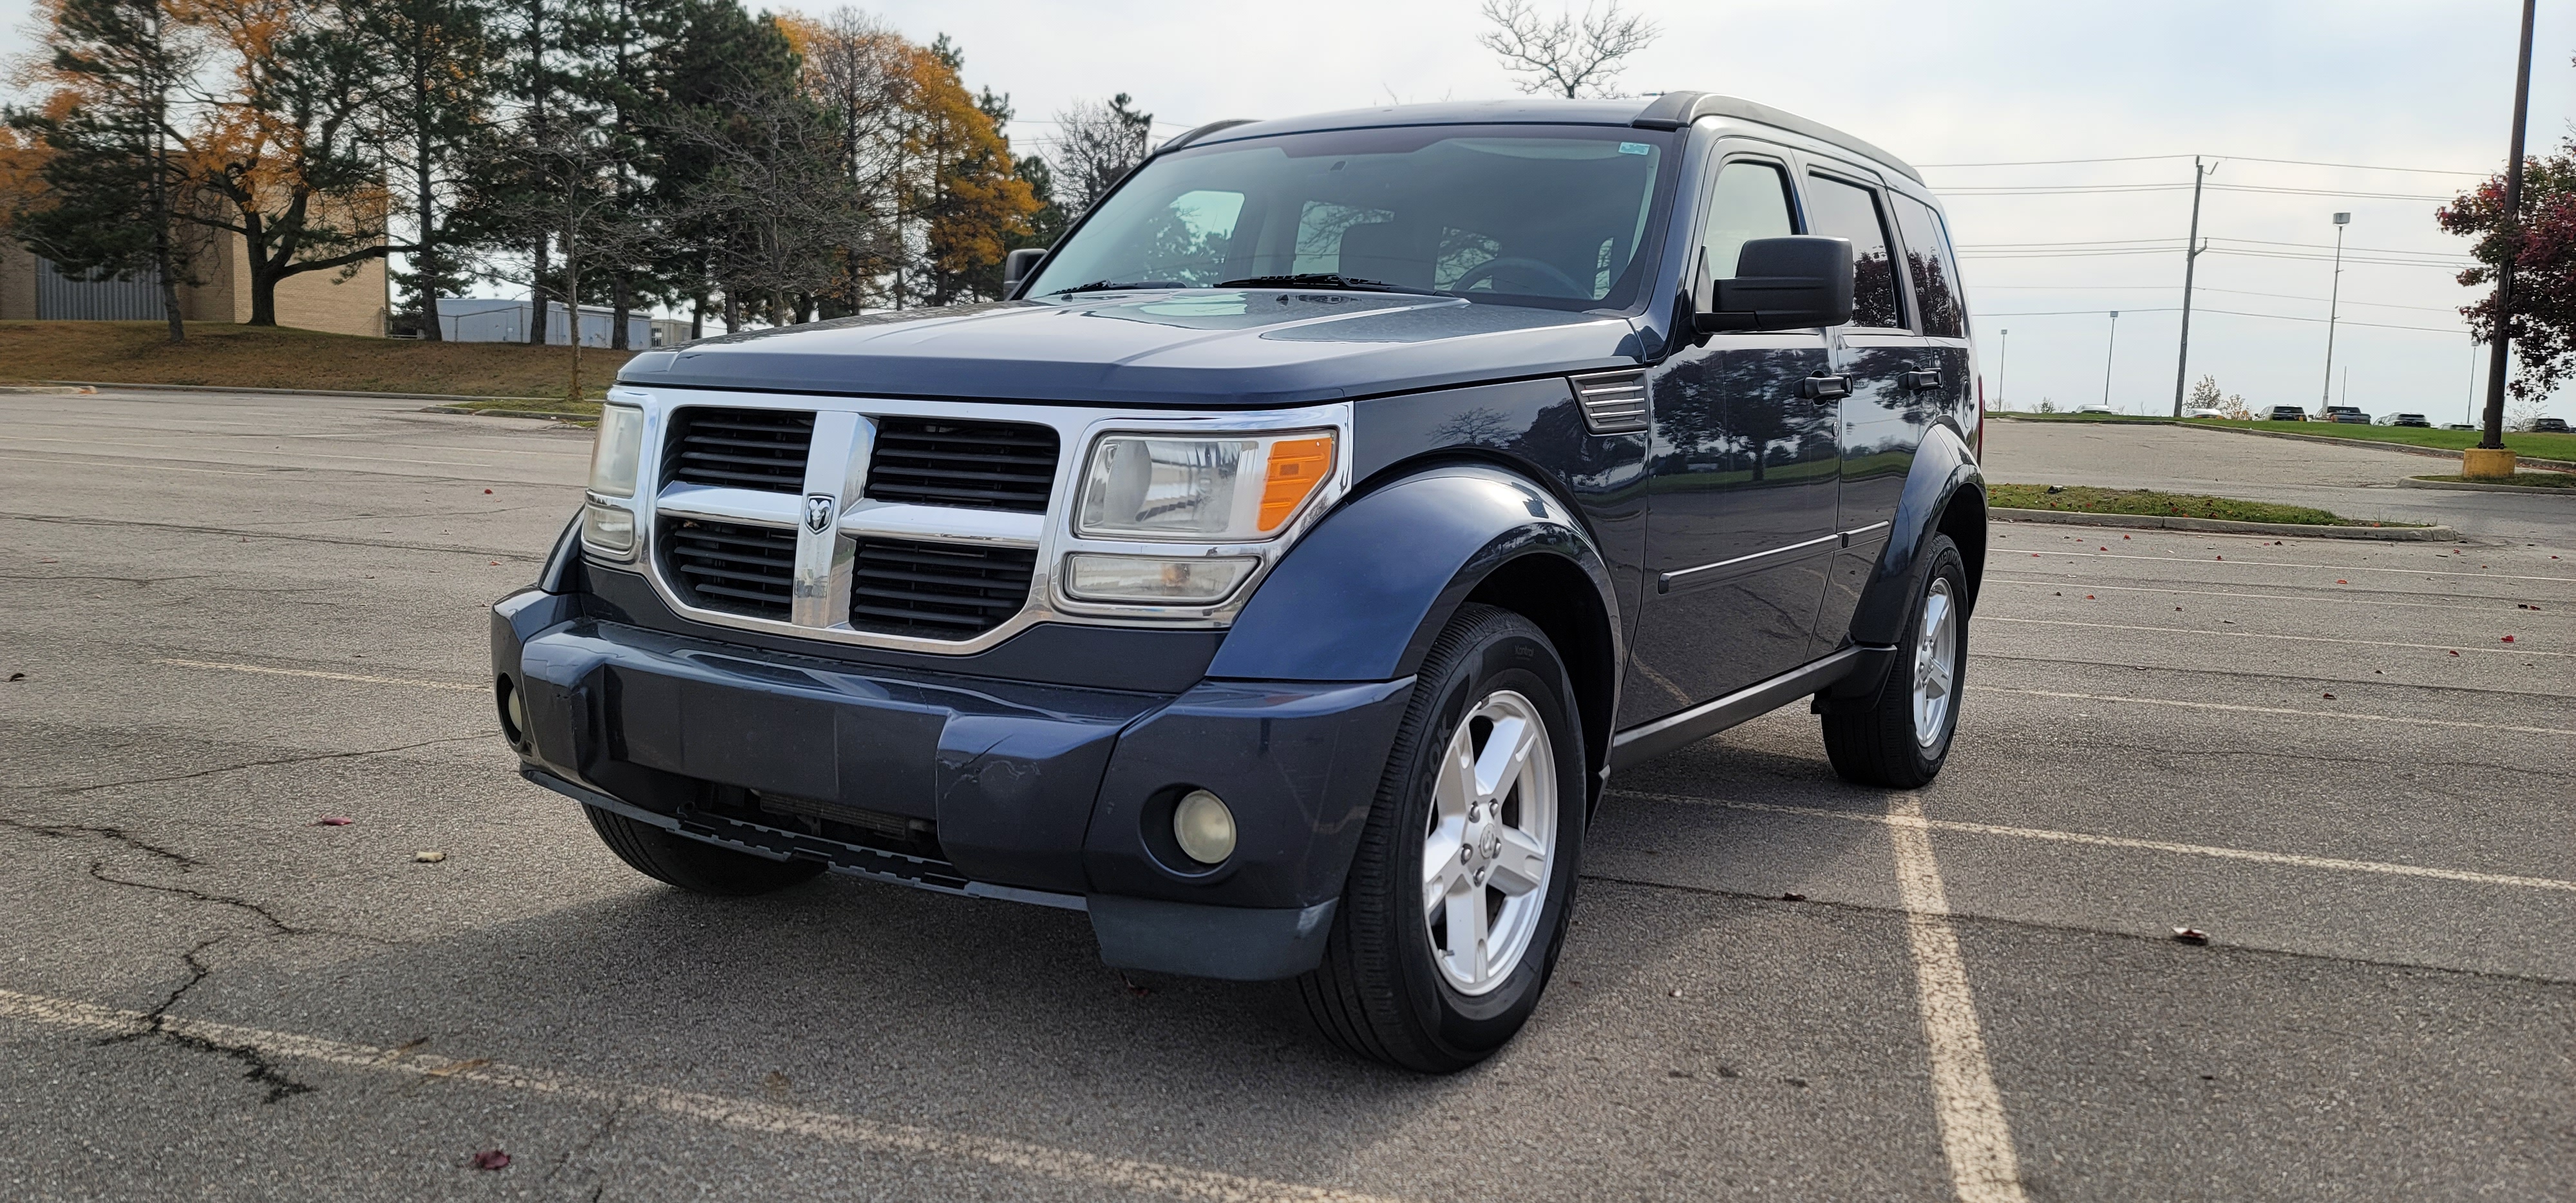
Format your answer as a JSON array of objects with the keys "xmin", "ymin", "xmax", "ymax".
[
  {"xmin": 1216, "ymin": 273, "xmax": 1442, "ymax": 296},
  {"xmin": 1044, "ymin": 279, "xmax": 1191, "ymax": 296}
]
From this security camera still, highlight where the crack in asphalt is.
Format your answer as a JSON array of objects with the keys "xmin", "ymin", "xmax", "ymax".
[
  {"xmin": 93, "ymin": 938, "xmax": 316, "ymax": 1104},
  {"xmin": 547, "ymin": 1100, "xmax": 627, "ymax": 1189},
  {"xmin": 0, "ymin": 573, "xmax": 215, "ymax": 586},
  {"xmin": 82, "ymin": 858, "xmax": 395, "ymax": 946},
  {"xmin": 1577, "ymin": 873, "xmax": 2576, "ymax": 989},
  {"xmin": 0, "ymin": 816, "xmax": 201, "ymax": 867},
  {"xmin": 46, "ymin": 734, "xmax": 485, "ymax": 795}
]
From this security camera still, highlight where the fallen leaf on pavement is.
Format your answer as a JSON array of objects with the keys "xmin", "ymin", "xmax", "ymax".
[
  {"xmin": 315, "ymin": 817, "xmax": 353, "ymax": 826},
  {"xmin": 2322, "ymin": 693, "xmax": 2335, "ymax": 699},
  {"xmin": 471, "ymin": 1149, "xmax": 510, "ymax": 1171},
  {"xmin": 2172, "ymin": 928, "xmax": 2210, "ymax": 945},
  {"xmin": 415, "ymin": 851, "xmax": 446, "ymax": 863},
  {"xmin": 6, "ymin": 672, "xmax": 23, "ymax": 681}
]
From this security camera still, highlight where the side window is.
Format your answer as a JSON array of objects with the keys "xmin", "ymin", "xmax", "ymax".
[
  {"xmin": 1702, "ymin": 160, "xmax": 1796, "ymax": 279},
  {"xmin": 1893, "ymin": 196, "xmax": 1965, "ymax": 338},
  {"xmin": 1801, "ymin": 175, "xmax": 1902, "ymax": 330}
]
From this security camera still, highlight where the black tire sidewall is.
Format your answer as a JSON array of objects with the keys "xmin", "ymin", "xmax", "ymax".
[
  {"xmin": 1378, "ymin": 613, "xmax": 1586, "ymax": 1057},
  {"xmin": 1902, "ymin": 536, "xmax": 1969, "ymax": 773}
]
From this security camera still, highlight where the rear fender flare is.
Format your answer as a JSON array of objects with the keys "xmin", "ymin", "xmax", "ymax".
[
  {"xmin": 1208, "ymin": 464, "xmax": 1619, "ymax": 684},
  {"xmin": 1847, "ymin": 423, "xmax": 1985, "ymax": 649}
]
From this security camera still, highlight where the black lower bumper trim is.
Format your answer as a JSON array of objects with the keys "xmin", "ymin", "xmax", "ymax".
[
  {"xmin": 1086, "ymin": 895, "xmax": 1338, "ymax": 981},
  {"xmin": 520, "ymin": 766, "xmax": 1086, "ymax": 910}
]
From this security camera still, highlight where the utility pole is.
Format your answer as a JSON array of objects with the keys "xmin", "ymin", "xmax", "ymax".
[
  {"xmin": 1998, "ymin": 329, "xmax": 2010, "ymax": 412},
  {"xmin": 2319, "ymin": 211, "xmax": 2350, "ymax": 413},
  {"xmin": 2103, "ymin": 311, "xmax": 2120, "ymax": 410},
  {"xmin": 2470, "ymin": 0, "xmax": 2537, "ymax": 478},
  {"xmin": 2171, "ymin": 156, "xmax": 2210, "ymax": 415}
]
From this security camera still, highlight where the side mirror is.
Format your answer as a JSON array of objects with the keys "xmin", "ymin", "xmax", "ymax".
[
  {"xmin": 1003, "ymin": 247, "xmax": 1048, "ymax": 298},
  {"xmin": 1694, "ymin": 236, "xmax": 1854, "ymax": 332}
]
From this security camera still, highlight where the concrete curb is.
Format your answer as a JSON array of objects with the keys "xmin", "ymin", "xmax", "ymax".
[
  {"xmin": 35, "ymin": 379, "xmax": 566, "ymax": 404},
  {"xmin": 1989, "ymin": 415, "xmax": 2576, "ymax": 473},
  {"xmin": 0, "ymin": 385, "xmax": 95, "ymax": 395},
  {"xmin": 2399, "ymin": 476, "xmax": 2576, "ymax": 495},
  {"xmin": 1994, "ymin": 506, "xmax": 2458, "ymax": 541}
]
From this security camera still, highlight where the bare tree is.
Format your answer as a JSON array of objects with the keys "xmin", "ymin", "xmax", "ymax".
[
  {"xmin": 1477, "ymin": 0, "xmax": 1659, "ymax": 99},
  {"xmin": 663, "ymin": 74, "xmax": 887, "ymax": 329},
  {"xmin": 1048, "ymin": 93, "xmax": 1152, "ymax": 216}
]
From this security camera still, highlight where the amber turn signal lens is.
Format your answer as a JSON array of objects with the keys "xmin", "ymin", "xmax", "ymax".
[{"xmin": 1257, "ymin": 435, "xmax": 1335, "ymax": 532}]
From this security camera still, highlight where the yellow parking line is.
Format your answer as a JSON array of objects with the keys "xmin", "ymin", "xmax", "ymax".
[
  {"xmin": 1887, "ymin": 795, "xmax": 2030, "ymax": 1203},
  {"xmin": 0, "ymin": 988, "xmax": 1398, "ymax": 1203}
]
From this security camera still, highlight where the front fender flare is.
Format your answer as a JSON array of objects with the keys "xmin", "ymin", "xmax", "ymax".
[
  {"xmin": 1207, "ymin": 464, "xmax": 1618, "ymax": 683},
  {"xmin": 1848, "ymin": 423, "xmax": 1985, "ymax": 649}
]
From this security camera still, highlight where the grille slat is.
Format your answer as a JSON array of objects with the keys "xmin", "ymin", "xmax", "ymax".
[
  {"xmin": 864, "ymin": 417, "xmax": 1059, "ymax": 513},
  {"xmin": 661, "ymin": 517, "xmax": 797, "ymax": 621},
  {"xmin": 664, "ymin": 408, "xmax": 815, "ymax": 491},
  {"xmin": 846, "ymin": 538, "xmax": 1037, "ymax": 639}
]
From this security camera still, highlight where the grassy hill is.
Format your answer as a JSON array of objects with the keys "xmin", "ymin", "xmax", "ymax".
[{"xmin": 0, "ymin": 321, "xmax": 634, "ymax": 399}]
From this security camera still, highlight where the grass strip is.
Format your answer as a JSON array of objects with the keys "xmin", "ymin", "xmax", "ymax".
[
  {"xmin": 1988, "ymin": 483, "xmax": 2403, "ymax": 526},
  {"xmin": 1998, "ymin": 412, "xmax": 2576, "ymax": 461}
]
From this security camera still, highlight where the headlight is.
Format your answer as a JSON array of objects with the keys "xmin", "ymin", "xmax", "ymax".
[
  {"xmin": 588, "ymin": 403, "xmax": 645, "ymax": 498},
  {"xmin": 1063, "ymin": 553, "xmax": 1256, "ymax": 603},
  {"xmin": 1075, "ymin": 430, "xmax": 1334, "ymax": 541}
]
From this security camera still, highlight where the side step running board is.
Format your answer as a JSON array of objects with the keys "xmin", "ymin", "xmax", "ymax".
[{"xmin": 1609, "ymin": 647, "xmax": 1870, "ymax": 770}]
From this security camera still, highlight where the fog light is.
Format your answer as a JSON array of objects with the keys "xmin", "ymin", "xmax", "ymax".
[
  {"xmin": 1172, "ymin": 790, "xmax": 1236, "ymax": 865},
  {"xmin": 497, "ymin": 677, "xmax": 527, "ymax": 745}
]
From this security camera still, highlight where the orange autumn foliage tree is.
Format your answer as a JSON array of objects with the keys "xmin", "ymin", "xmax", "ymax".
[{"xmin": 900, "ymin": 38, "xmax": 1036, "ymax": 305}]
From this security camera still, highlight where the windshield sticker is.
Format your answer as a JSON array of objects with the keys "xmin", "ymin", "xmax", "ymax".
[{"xmin": 1618, "ymin": 142, "xmax": 1651, "ymax": 155}]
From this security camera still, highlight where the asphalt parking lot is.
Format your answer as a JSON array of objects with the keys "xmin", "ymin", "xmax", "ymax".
[{"xmin": 3, "ymin": 390, "xmax": 2571, "ymax": 1201}]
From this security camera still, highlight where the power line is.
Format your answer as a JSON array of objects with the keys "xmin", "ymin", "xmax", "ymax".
[
  {"xmin": 1920, "ymin": 153, "xmax": 2484, "ymax": 176},
  {"xmin": 1973, "ymin": 306, "xmax": 2464, "ymax": 334},
  {"xmin": 1973, "ymin": 285, "xmax": 2466, "ymax": 312},
  {"xmin": 1938, "ymin": 183, "xmax": 2454, "ymax": 201}
]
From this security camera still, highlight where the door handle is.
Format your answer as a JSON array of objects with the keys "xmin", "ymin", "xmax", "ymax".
[
  {"xmin": 1902, "ymin": 368, "xmax": 1945, "ymax": 392},
  {"xmin": 1799, "ymin": 374, "xmax": 1851, "ymax": 401}
]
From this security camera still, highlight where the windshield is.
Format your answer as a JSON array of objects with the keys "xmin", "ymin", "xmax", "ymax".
[{"xmin": 1023, "ymin": 125, "xmax": 1679, "ymax": 313}]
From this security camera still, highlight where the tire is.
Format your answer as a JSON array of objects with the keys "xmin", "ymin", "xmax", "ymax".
[
  {"xmin": 585, "ymin": 806, "xmax": 826, "ymax": 896},
  {"xmin": 1298, "ymin": 603, "xmax": 1587, "ymax": 1073},
  {"xmin": 1823, "ymin": 533, "xmax": 1968, "ymax": 788}
]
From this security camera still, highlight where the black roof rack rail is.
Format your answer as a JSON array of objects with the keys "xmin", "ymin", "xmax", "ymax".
[
  {"xmin": 1159, "ymin": 118, "xmax": 1260, "ymax": 154},
  {"xmin": 1631, "ymin": 91, "xmax": 1921, "ymax": 184}
]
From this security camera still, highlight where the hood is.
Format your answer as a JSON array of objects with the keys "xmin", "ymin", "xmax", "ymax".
[{"xmin": 618, "ymin": 291, "xmax": 1645, "ymax": 407}]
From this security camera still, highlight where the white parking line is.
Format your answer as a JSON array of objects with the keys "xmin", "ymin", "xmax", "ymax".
[
  {"xmin": 1887, "ymin": 795, "xmax": 2030, "ymax": 1203},
  {"xmin": 1980, "ymin": 687, "xmax": 2576, "ymax": 736},
  {"xmin": 1613, "ymin": 790, "xmax": 2576, "ymax": 893},
  {"xmin": 0, "ymin": 987, "xmax": 1397, "ymax": 1203},
  {"xmin": 1985, "ymin": 616, "xmax": 2566, "ymax": 658},
  {"xmin": 156, "ymin": 658, "xmax": 483, "ymax": 692},
  {"xmin": 1999, "ymin": 549, "xmax": 2574, "ymax": 585},
  {"xmin": 1984, "ymin": 575, "xmax": 2523, "ymax": 612}
]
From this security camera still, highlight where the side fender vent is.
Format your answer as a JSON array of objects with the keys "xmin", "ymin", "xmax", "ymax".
[{"xmin": 1570, "ymin": 370, "xmax": 1649, "ymax": 435}]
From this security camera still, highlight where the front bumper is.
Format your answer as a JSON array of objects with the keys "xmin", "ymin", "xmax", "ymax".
[{"xmin": 492, "ymin": 587, "xmax": 1410, "ymax": 980}]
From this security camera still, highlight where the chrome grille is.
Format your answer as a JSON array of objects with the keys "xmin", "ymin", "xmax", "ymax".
[
  {"xmin": 846, "ymin": 538, "xmax": 1039, "ymax": 639},
  {"xmin": 863, "ymin": 417, "xmax": 1059, "ymax": 512},
  {"xmin": 1570, "ymin": 370, "xmax": 1649, "ymax": 434},
  {"xmin": 664, "ymin": 408, "xmax": 815, "ymax": 491},
  {"xmin": 660, "ymin": 517, "xmax": 798, "ymax": 620}
]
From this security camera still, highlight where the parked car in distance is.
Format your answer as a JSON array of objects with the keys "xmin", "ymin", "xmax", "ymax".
[
  {"xmin": 2445, "ymin": 423, "xmax": 2477, "ymax": 430},
  {"xmin": 2183, "ymin": 407, "xmax": 2228, "ymax": 419},
  {"xmin": 2325, "ymin": 406, "xmax": 2369, "ymax": 424},
  {"xmin": 2268, "ymin": 406, "xmax": 2307, "ymax": 421},
  {"xmin": 489, "ymin": 92, "xmax": 1989, "ymax": 1074},
  {"xmin": 2536, "ymin": 417, "xmax": 2572, "ymax": 433},
  {"xmin": 2075, "ymin": 404, "xmax": 2116, "ymax": 415},
  {"xmin": 2391, "ymin": 413, "xmax": 2431, "ymax": 428}
]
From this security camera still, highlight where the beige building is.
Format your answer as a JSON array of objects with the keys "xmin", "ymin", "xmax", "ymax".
[{"xmin": 0, "ymin": 227, "xmax": 387, "ymax": 336}]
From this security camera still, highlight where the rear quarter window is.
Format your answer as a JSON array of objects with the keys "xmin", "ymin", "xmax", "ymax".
[{"xmin": 1892, "ymin": 195, "xmax": 1967, "ymax": 339}]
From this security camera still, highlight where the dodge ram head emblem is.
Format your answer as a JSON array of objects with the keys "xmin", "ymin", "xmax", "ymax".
[{"xmin": 804, "ymin": 494, "xmax": 835, "ymax": 534}]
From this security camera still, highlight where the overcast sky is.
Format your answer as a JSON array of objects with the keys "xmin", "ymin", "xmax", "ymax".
[{"xmin": 5, "ymin": 1, "xmax": 2568, "ymax": 420}]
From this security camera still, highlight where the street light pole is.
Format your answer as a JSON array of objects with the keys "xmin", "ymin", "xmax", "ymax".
[
  {"xmin": 2471, "ymin": 0, "xmax": 2538, "ymax": 477},
  {"xmin": 2171, "ymin": 155, "xmax": 2210, "ymax": 415},
  {"xmin": 2319, "ymin": 211, "xmax": 2349, "ymax": 414},
  {"xmin": 2103, "ymin": 310, "xmax": 2120, "ymax": 411},
  {"xmin": 1998, "ymin": 328, "xmax": 2009, "ymax": 412}
]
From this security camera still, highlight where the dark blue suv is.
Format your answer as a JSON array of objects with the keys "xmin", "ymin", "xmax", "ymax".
[{"xmin": 492, "ymin": 92, "xmax": 1986, "ymax": 1072}]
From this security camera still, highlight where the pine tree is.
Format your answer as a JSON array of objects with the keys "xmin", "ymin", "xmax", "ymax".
[{"xmin": 350, "ymin": 0, "xmax": 499, "ymax": 341}]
